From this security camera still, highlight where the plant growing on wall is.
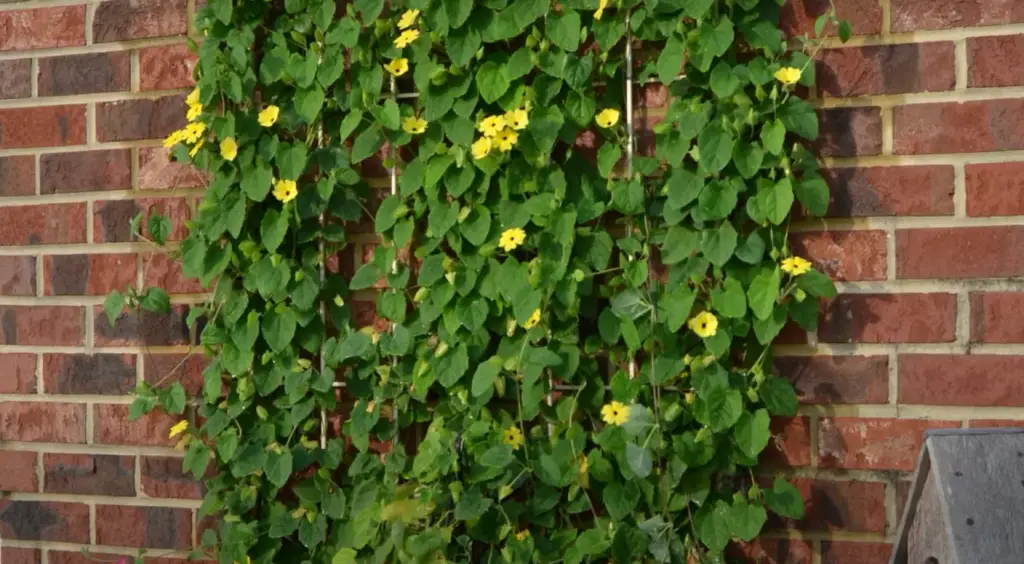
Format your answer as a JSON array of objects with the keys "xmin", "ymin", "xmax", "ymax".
[{"xmin": 107, "ymin": 0, "xmax": 847, "ymax": 561}]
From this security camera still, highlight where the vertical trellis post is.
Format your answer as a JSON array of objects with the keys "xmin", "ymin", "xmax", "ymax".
[{"xmin": 625, "ymin": 12, "xmax": 638, "ymax": 381}]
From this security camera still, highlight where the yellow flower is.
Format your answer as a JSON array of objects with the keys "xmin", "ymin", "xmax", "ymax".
[
  {"xmin": 397, "ymin": 9, "xmax": 420, "ymax": 29},
  {"xmin": 402, "ymin": 116, "xmax": 427, "ymax": 134},
  {"xmin": 595, "ymin": 0, "xmax": 609, "ymax": 19},
  {"xmin": 258, "ymin": 105, "xmax": 280, "ymax": 127},
  {"xmin": 162, "ymin": 129, "xmax": 186, "ymax": 148},
  {"xmin": 478, "ymin": 115, "xmax": 507, "ymax": 138},
  {"xmin": 524, "ymin": 308, "xmax": 541, "ymax": 329},
  {"xmin": 394, "ymin": 29, "xmax": 420, "ymax": 49},
  {"xmin": 503, "ymin": 426, "xmax": 524, "ymax": 450},
  {"xmin": 168, "ymin": 420, "xmax": 189, "ymax": 438},
  {"xmin": 186, "ymin": 102, "xmax": 203, "ymax": 122},
  {"xmin": 504, "ymin": 109, "xmax": 529, "ymax": 130},
  {"xmin": 384, "ymin": 58, "xmax": 409, "ymax": 77},
  {"xmin": 514, "ymin": 529, "xmax": 530, "ymax": 541},
  {"xmin": 499, "ymin": 227, "xmax": 526, "ymax": 251},
  {"xmin": 220, "ymin": 137, "xmax": 238, "ymax": 161},
  {"xmin": 186, "ymin": 88, "xmax": 200, "ymax": 107},
  {"xmin": 774, "ymin": 66, "xmax": 802, "ymax": 85},
  {"xmin": 688, "ymin": 311, "xmax": 719, "ymax": 338},
  {"xmin": 495, "ymin": 128, "xmax": 518, "ymax": 152},
  {"xmin": 273, "ymin": 179, "xmax": 298, "ymax": 203},
  {"xmin": 183, "ymin": 121, "xmax": 206, "ymax": 144},
  {"xmin": 189, "ymin": 138, "xmax": 205, "ymax": 157},
  {"xmin": 595, "ymin": 108, "xmax": 620, "ymax": 128},
  {"xmin": 781, "ymin": 256, "xmax": 813, "ymax": 276},
  {"xmin": 600, "ymin": 401, "xmax": 630, "ymax": 426},
  {"xmin": 471, "ymin": 136, "xmax": 492, "ymax": 160}
]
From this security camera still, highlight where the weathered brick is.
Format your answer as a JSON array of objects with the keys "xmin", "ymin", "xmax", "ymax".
[
  {"xmin": 790, "ymin": 230, "xmax": 887, "ymax": 281},
  {"xmin": 138, "ymin": 147, "xmax": 206, "ymax": 190},
  {"xmin": 818, "ymin": 43, "xmax": 955, "ymax": 97},
  {"xmin": 0, "ymin": 353, "xmax": 37, "ymax": 393},
  {"xmin": 41, "ymin": 149, "xmax": 132, "ymax": 194},
  {"xmin": 0, "ymin": 59, "xmax": 31, "ymax": 99},
  {"xmin": 93, "ymin": 197, "xmax": 192, "ymax": 243},
  {"xmin": 95, "ymin": 305, "xmax": 194, "ymax": 347},
  {"xmin": 780, "ymin": 0, "xmax": 882, "ymax": 37},
  {"xmin": 900, "ymin": 355, "xmax": 1024, "ymax": 406},
  {"xmin": 44, "ymin": 254, "xmax": 135, "ymax": 296},
  {"xmin": 892, "ymin": 0, "xmax": 1024, "ymax": 31},
  {"xmin": 0, "ymin": 155, "xmax": 36, "ymax": 197},
  {"xmin": 145, "ymin": 353, "xmax": 206, "ymax": 396},
  {"xmin": 897, "ymin": 227, "xmax": 1024, "ymax": 279},
  {"xmin": 818, "ymin": 417, "xmax": 959, "ymax": 470},
  {"xmin": 775, "ymin": 355, "xmax": 889, "ymax": 404},
  {"xmin": 769, "ymin": 478, "xmax": 886, "ymax": 533},
  {"xmin": 0, "ymin": 256, "xmax": 36, "ymax": 296},
  {"xmin": 0, "ymin": 451, "xmax": 38, "ymax": 492},
  {"xmin": 0, "ymin": 6, "xmax": 85, "ymax": 51},
  {"xmin": 94, "ymin": 404, "xmax": 177, "ymax": 446},
  {"xmin": 972, "ymin": 292, "xmax": 1024, "ymax": 343},
  {"xmin": 140, "ymin": 43, "xmax": 196, "ymax": 90},
  {"xmin": 0, "ymin": 306, "xmax": 84, "ymax": 346},
  {"xmin": 97, "ymin": 95, "xmax": 187, "ymax": 142},
  {"xmin": 968, "ymin": 34, "xmax": 1024, "ymax": 88},
  {"xmin": 894, "ymin": 99, "xmax": 1024, "ymax": 154},
  {"xmin": 0, "ymin": 403, "xmax": 86, "ymax": 443},
  {"xmin": 820, "ymin": 166, "xmax": 955, "ymax": 218},
  {"xmin": 94, "ymin": 0, "xmax": 188, "ymax": 42},
  {"xmin": 0, "ymin": 547, "xmax": 40, "ymax": 564},
  {"xmin": 0, "ymin": 204, "xmax": 87, "ymax": 246},
  {"xmin": 144, "ymin": 253, "xmax": 204, "ymax": 294},
  {"xmin": 763, "ymin": 417, "xmax": 812, "ymax": 467},
  {"xmin": 44, "ymin": 454, "xmax": 135, "ymax": 496},
  {"xmin": 0, "ymin": 501, "xmax": 89, "ymax": 542},
  {"xmin": 0, "ymin": 106, "xmax": 86, "ymax": 149},
  {"xmin": 821, "ymin": 542, "xmax": 893, "ymax": 564},
  {"xmin": 42, "ymin": 354, "xmax": 137, "ymax": 395},
  {"xmin": 966, "ymin": 162, "xmax": 1024, "ymax": 216},
  {"xmin": 37, "ymin": 52, "xmax": 130, "ymax": 97},
  {"xmin": 732, "ymin": 538, "xmax": 814, "ymax": 564},
  {"xmin": 819, "ymin": 294, "xmax": 956, "ymax": 344},
  {"xmin": 141, "ymin": 456, "xmax": 203, "ymax": 499},
  {"xmin": 96, "ymin": 505, "xmax": 192, "ymax": 549},
  {"xmin": 814, "ymin": 107, "xmax": 882, "ymax": 157}
]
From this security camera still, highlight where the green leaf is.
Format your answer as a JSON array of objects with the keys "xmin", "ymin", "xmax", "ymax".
[
  {"xmin": 729, "ymin": 500, "xmax": 768, "ymax": 541},
  {"xmin": 659, "ymin": 286, "xmax": 696, "ymax": 332},
  {"xmin": 839, "ymin": 20, "xmax": 853, "ymax": 42},
  {"xmin": 699, "ymin": 16, "xmax": 734, "ymax": 60},
  {"xmin": 753, "ymin": 305, "xmax": 788, "ymax": 345},
  {"xmin": 701, "ymin": 221, "xmax": 737, "ymax": 267},
  {"xmin": 661, "ymin": 227, "xmax": 698, "ymax": 265},
  {"xmin": 148, "ymin": 214, "xmax": 170, "ymax": 245},
  {"xmin": 476, "ymin": 62, "xmax": 510, "ymax": 103},
  {"xmin": 104, "ymin": 290, "xmax": 125, "ymax": 326},
  {"xmin": 448, "ymin": 25, "xmax": 482, "ymax": 67},
  {"xmin": 666, "ymin": 168, "xmax": 703, "ymax": 210},
  {"xmin": 547, "ymin": 10, "xmax": 581, "ymax": 52},
  {"xmin": 349, "ymin": 263, "xmax": 381, "ymax": 290},
  {"xmin": 339, "ymin": 111, "xmax": 363, "ymax": 143},
  {"xmin": 372, "ymin": 99, "xmax": 401, "ymax": 131},
  {"xmin": 780, "ymin": 98, "xmax": 818, "ymax": 140},
  {"xmin": 796, "ymin": 175, "xmax": 830, "ymax": 217},
  {"xmin": 597, "ymin": 143, "xmax": 621, "ymax": 178},
  {"xmin": 747, "ymin": 268, "xmax": 781, "ymax": 320},
  {"xmin": 443, "ymin": 0, "xmax": 473, "ymax": 27},
  {"xmin": 461, "ymin": 205, "xmax": 491, "ymax": 246},
  {"xmin": 260, "ymin": 209, "xmax": 288, "ymax": 253},
  {"xmin": 276, "ymin": 144, "xmax": 308, "ymax": 180},
  {"xmin": 163, "ymin": 382, "xmax": 186, "ymax": 414},
  {"xmin": 565, "ymin": 91, "xmax": 596, "ymax": 126},
  {"xmin": 262, "ymin": 306, "xmax": 297, "ymax": 353},
  {"xmin": 242, "ymin": 161, "xmax": 273, "ymax": 201},
  {"xmin": 325, "ymin": 332, "xmax": 373, "ymax": 364},
  {"xmin": 216, "ymin": 427, "xmax": 239, "ymax": 461},
  {"xmin": 710, "ymin": 62, "xmax": 740, "ymax": 98},
  {"xmin": 435, "ymin": 344, "xmax": 470, "ymax": 388},
  {"xmin": 332, "ymin": 549, "xmax": 357, "ymax": 564},
  {"xmin": 694, "ymin": 501, "xmax": 731, "ymax": 553},
  {"xmin": 710, "ymin": 278, "xmax": 746, "ymax": 318},
  {"xmin": 798, "ymin": 269, "xmax": 837, "ymax": 297},
  {"xmin": 736, "ymin": 231, "xmax": 766, "ymax": 264},
  {"xmin": 697, "ymin": 179, "xmax": 738, "ymax": 221},
  {"xmin": 734, "ymin": 409, "xmax": 771, "ymax": 458},
  {"xmin": 505, "ymin": 48, "xmax": 534, "ymax": 80},
  {"xmin": 697, "ymin": 123, "xmax": 735, "ymax": 174},
  {"xmin": 611, "ymin": 289, "xmax": 650, "ymax": 321},
  {"xmin": 733, "ymin": 141, "xmax": 764, "ymax": 179},
  {"xmin": 603, "ymin": 481, "xmax": 640, "ymax": 521},
  {"xmin": 682, "ymin": 0, "xmax": 713, "ymax": 19},
  {"xmin": 760, "ymin": 375, "xmax": 798, "ymax": 416},
  {"xmin": 765, "ymin": 477, "xmax": 804, "ymax": 519},
  {"xmin": 760, "ymin": 119, "xmax": 786, "ymax": 155},
  {"xmin": 454, "ymin": 487, "xmax": 492, "ymax": 521},
  {"xmin": 626, "ymin": 442, "xmax": 652, "ymax": 478},
  {"xmin": 374, "ymin": 196, "xmax": 402, "ymax": 233},
  {"xmin": 295, "ymin": 86, "xmax": 325, "ymax": 123},
  {"xmin": 700, "ymin": 387, "xmax": 743, "ymax": 431},
  {"xmin": 266, "ymin": 449, "xmax": 293, "ymax": 488},
  {"xmin": 657, "ymin": 34, "xmax": 686, "ymax": 85},
  {"xmin": 351, "ymin": 125, "xmax": 384, "ymax": 163},
  {"xmin": 471, "ymin": 358, "xmax": 501, "ymax": 398}
]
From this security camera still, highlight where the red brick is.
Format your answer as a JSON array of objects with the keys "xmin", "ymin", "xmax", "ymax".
[
  {"xmin": 818, "ymin": 43, "xmax": 955, "ymax": 97},
  {"xmin": 94, "ymin": 197, "xmax": 192, "ymax": 243},
  {"xmin": 94, "ymin": 0, "xmax": 188, "ymax": 42},
  {"xmin": 0, "ymin": 306, "xmax": 84, "ymax": 346},
  {"xmin": 0, "ymin": 106, "xmax": 86, "ymax": 149},
  {"xmin": 138, "ymin": 147, "xmax": 206, "ymax": 190},
  {"xmin": 818, "ymin": 417, "xmax": 959, "ymax": 470},
  {"xmin": 144, "ymin": 252, "xmax": 204, "ymax": 294},
  {"xmin": 897, "ymin": 227, "xmax": 1024, "ymax": 279},
  {"xmin": 892, "ymin": 0, "xmax": 1024, "ymax": 31},
  {"xmin": 821, "ymin": 542, "xmax": 893, "ymax": 564},
  {"xmin": 49, "ymin": 552, "xmax": 138, "ymax": 564},
  {"xmin": 142, "ymin": 456, "xmax": 202, "ymax": 499},
  {"xmin": 0, "ymin": 501, "xmax": 89, "ymax": 542},
  {"xmin": 0, "ymin": 548, "xmax": 40, "ymax": 564},
  {"xmin": 770, "ymin": 478, "xmax": 886, "ymax": 533},
  {"xmin": 97, "ymin": 95, "xmax": 187, "ymax": 142},
  {"xmin": 0, "ymin": 256, "xmax": 36, "ymax": 296},
  {"xmin": 351, "ymin": 299, "xmax": 390, "ymax": 332},
  {"xmin": 94, "ymin": 403, "xmax": 177, "ymax": 446},
  {"xmin": 0, "ymin": 155, "xmax": 36, "ymax": 197},
  {"xmin": 969, "ymin": 35, "xmax": 1024, "ymax": 87},
  {"xmin": 776, "ymin": 356, "xmax": 890, "ymax": 404},
  {"xmin": 780, "ymin": 0, "xmax": 882, "ymax": 37},
  {"xmin": 96, "ymin": 505, "xmax": 192, "ymax": 549},
  {"xmin": 95, "ymin": 305, "xmax": 194, "ymax": 347},
  {"xmin": 0, "ymin": 59, "xmax": 31, "ymax": 99},
  {"xmin": 732, "ymin": 538, "xmax": 814, "ymax": 564},
  {"xmin": 140, "ymin": 43, "xmax": 196, "ymax": 91},
  {"xmin": 0, "ymin": 402, "xmax": 86, "ymax": 443},
  {"xmin": 763, "ymin": 416, "xmax": 812, "ymax": 467},
  {"xmin": 971, "ymin": 292, "xmax": 1024, "ymax": 343},
  {"xmin": 43, "ymin": 353, "xmax": 137, "ymax": 395},
  {"xmin": 0, "ymin": 353, "xmax": 37, "ymax": 393},
  {"xmin": 0, "ymin": 6, "xmax": 85, "ymax": 51},
  {"xmin": 44, "ymin": 254, "xmax": 135, "ymax": 296},
  {"xmin": 41, "ymin": 150, "xmax": 132, "ymax": 194},
  {"xmin": 0, "ymin": 203, "xmax": 87, "ymax": 246},
  {"xmin": 814, "ymin": 107, "xmax": 882, "ymax": 157},
  {"xmin": 900, "ymin": 355, "xmax": 1024, "ymax": 407},
  {"xmin": 895, "ymin": 99, "xmax": 1024, "ymax": 154},
  {"xmin": 820, "ymin": 166, "xmax": 955, "ymax": 218},
  {"xmin": 969, "ymin": 419, "xmax": 1024, "ymax": 428},
  {"xmin": 966, "ymin": 162, "xmax": 1024, "ymax": 216},
  {"xmin": 0, "ymin": 451, "xmax": 38, "ymax": 492},
  {"xmin": 819, "ymin": 294, "xmax": 956, "ymax": 343},
  {"xmin": 145, "ymin": 353, "xmax": 205, "ymax": 396},
  {"xmin": 790, "ymin": 230, "xmax": 887, "ymax": 281},
  {"xmin": 43, "ymin": 453, "xmax": 135, "ymax": 496},
  {"xmin": 38, "ymin": 52, "xmax": 130, "ymax": 97}
]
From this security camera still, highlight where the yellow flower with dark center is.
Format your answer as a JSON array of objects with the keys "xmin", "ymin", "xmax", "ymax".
[
  {"xmin": 595, "ymin": 0, "xmax": 609, "ymax": 19},
  {"xmin": 397, "ymin": 9, "xmax": 420, "ymax": 29},
  {"xmin": 183, "ymin": 122, "xmax": 206, "ymax": 144},
  {"xmin": 781, "ymin": 256, "xmax": 812, "ymax": 276},
  {"xmin": 600, "ymin": 401, "xmax": 630, "ymax": 426},
  {"xmin": 524, "ymin": 308, "xmax": 541, "ymax": 329},
  {"xmin": 186, "ymin": 88, "xmax": 200, "ymax": 107},
  {"xmin": 688, "ymin": 311, "xmax": 719, "ymax": 338},
  {"xmin": 504, "ymin": 109, "xmax": 529, "ymax": 130},
  {"xmin": 394, "ymin": 29, "xmax": 420, "ymax": 48},
  {"xmin": 186, "ymin": 102, "xmax": 202, "ymax": 122},
  {"xmin": 595, "ymin": 108, "xmax": 620, "ymax": 128},
  {"xmin": 774, "ymin": 66, "xmax": 802, "ymax": 85},
  {"xmin": 258, "ymin": 105, "xmax": 280, "ymax": 127},
  {"xmin": 478, "ymin": 115, "xmax": 507, "ymax": 137},
  {"xmin": 402, "ymin": 116, "xmax": 427, "ymax": 134},
  {"xmin": 189, "ymin": 138, "xmax": 205, "ymax": 157},
  {"xmin": 162, "ymin": 129, "xmax": 186, "ymax": 148},
  {"xmin": 273, "ymin": 179, "xmax": 298, "ymax": 203},
  {"xmin": 495, "ymin": 128, "xmax": 518, "ymax": 152},
  {"xmin": 385, "ymin": 58, "xmax": 409, "ymax": 77},
  {"xmin": 220, "ymin": 137, "xmax": 238, "ymax": 161},
  {"xmin": 472, "ymin": 136, "xmax": 492, "ymax": 160},
  {"xmin": 503, "ymin": 426, "xmax": 524, "ymax": 450},
  {"xmin": 499, "ymin": 227, "xmax": 526, "ymax": 251},
  {"xmin": 168, "ymin": 420, "xmax": 189, "ymax": 438},
  {"xmin": 515, "ymin": 530, "xmax": 530, "ymax": 541}
]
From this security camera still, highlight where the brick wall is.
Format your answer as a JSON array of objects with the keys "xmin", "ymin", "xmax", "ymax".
[{"xmin": 1, "ymin": 0, "xmax": 1024, "ymax": 562}]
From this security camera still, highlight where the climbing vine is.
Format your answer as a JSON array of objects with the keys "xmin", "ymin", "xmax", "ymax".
[{"xmin": 107, "ymin": 0, "xmax": 848, "ymax": 562}]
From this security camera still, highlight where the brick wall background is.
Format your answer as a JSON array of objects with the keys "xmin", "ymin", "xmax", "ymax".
[{"xmin": 1, "ymin": 0, "xmax": 1023, "ymax": 562}]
